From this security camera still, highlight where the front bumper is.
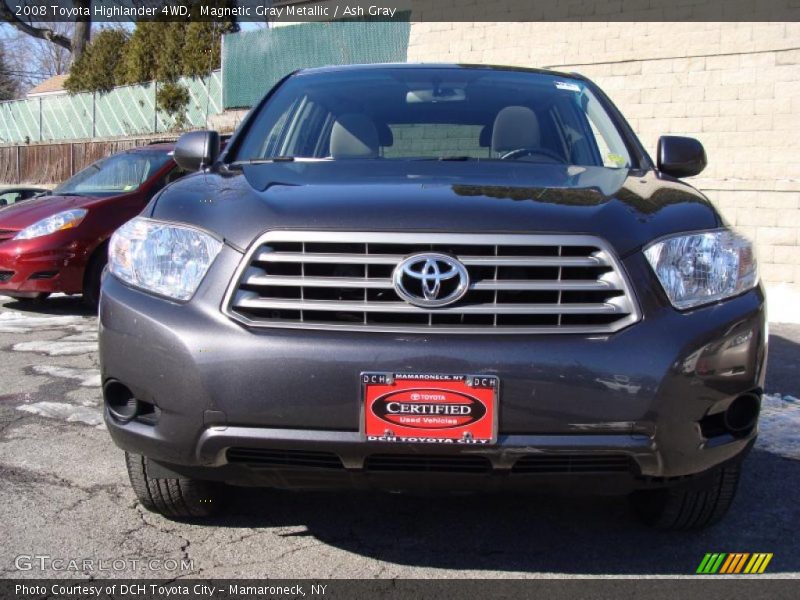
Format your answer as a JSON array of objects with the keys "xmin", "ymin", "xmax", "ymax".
[
  {"xmin": 0, "ymin": 237, "xmax": 86, "ymax": 295},
  {"xmin": 100, "ymin": 246, "xmax": 767, "ymax": 489}
]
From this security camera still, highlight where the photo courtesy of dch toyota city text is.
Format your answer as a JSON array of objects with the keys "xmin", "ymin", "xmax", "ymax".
[{"xmin": 0, "ymin": 1, "xmax": 798, "ymax": 598}]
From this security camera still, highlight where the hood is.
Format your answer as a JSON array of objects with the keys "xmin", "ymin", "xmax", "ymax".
[
  {"xmin": 0, "ymin": 193, "xmax": 94, "ymax": 231},
  {"xmin": 150, "ymin": 161, "xmax": 722, "ymax": 256}
]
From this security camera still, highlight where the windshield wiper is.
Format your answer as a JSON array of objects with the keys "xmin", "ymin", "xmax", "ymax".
[
  {"xmin": 412, "ymin": 156, "xmax": 476, "ymax": 162},
  {"xmin": 226, "ymin": 157, "xmax": 295, "ymax": 170},
  {"xmin": 226, "ymin": 156, "xmax": 334, "ymax": 170}
]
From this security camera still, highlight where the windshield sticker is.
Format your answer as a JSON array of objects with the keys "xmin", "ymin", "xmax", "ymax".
[
  {"xmin": 555, "ymin": 81, "xmax": 582, "ymax": 92},
  {"xmin": 607, "ymin": 153, "xmax": 627, "ymax": 167}
]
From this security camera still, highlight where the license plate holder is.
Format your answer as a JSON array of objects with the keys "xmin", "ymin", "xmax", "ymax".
[{"xmin": 361, "ymin": 372, "xmax": 498, "ymax": 445}]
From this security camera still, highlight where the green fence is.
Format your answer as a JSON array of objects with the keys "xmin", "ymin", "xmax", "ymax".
[
  {"xmin": 222, "ymin": 20, "xmax": 410, "ymax": 109},
  {"xmin": 0, "ymin": 72, "xmax": 221, "ymax": 144}
]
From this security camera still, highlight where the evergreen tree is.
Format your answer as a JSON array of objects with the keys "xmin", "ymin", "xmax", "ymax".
[
  {"xmin": 64, "ymin": 28, "xmax": 130, "ymax": 94},
  {"xmin": 116, "ymin": 22, "xmax": 161, "ymax": 85},
  {"xmin": 182, "ymin": 21, "xmax": 236, "ymax": 78}
]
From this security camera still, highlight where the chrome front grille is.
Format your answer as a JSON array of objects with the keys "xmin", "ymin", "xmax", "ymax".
[{"xmin": 224, "ymin": 232, "xmax": 640, "ymax": 334}]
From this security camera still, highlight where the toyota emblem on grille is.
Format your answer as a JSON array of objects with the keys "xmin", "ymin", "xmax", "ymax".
[{"xmin": 393, "ymin": 253, "xmax": 470, "ymax": 308}]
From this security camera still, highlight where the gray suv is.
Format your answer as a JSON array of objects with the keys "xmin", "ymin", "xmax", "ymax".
[{"xmin": 100, "ymin": 64, "xmax": 765, "ymax": 529}]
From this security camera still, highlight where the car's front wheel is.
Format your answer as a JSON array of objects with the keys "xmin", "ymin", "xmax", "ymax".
[
  {"xmin": 83, "ymin": 244, "xmax": 108, "ymax": 308},
  {"xmin": 125, "ymin": 452, "xmax": 224, "ymax": 519},
  {"xmin": 629, "ymin": 462, "xmax": 742, "ymax": 530}
]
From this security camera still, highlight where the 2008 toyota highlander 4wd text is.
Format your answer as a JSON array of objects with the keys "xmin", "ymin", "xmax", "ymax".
[{"xmin": 100, "ymin": 64, "xmax": 765, "ymax": 530}]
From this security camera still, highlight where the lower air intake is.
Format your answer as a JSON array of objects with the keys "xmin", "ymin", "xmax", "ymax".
[
  {"xmin": 512, "ymin": 454, "xmax": 633, "ymax": 474},
  {"xmin": 226, "ymin": 448, "xmax": 344, "ymax": 470}
]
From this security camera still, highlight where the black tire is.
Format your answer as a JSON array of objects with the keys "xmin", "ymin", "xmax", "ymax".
[
  {"xmin": 125, "ymin": 452, "xmax": 223, "ymax": 519},
  {"xmin": 629, "ymin": 462, "xmax": 742, "ymax": 530},
  {"xmin": 83, "ymin": 244, "xmax": 107, "ymax": 308}
]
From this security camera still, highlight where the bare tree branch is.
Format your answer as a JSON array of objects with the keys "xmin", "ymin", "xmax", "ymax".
[{"xmin": 0, "ymin": 3, "xmax": 73, "ymax": 51}]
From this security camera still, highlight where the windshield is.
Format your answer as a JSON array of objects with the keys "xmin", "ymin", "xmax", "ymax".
[
  {"xmin": 234, "ymin": 68, "xmax": 632, "ymax": 169},
  {"xmin": 54, "ymin": 151, "xmax": 171, "ymax": 196}
]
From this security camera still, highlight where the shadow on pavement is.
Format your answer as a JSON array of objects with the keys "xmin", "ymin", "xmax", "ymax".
[
  {"xmin": 765, "ymin": 329, "xmax": 800, "ymax": 396},
  {"xmin": 198, "ymin": 448, "xmax": 798, "ymax": 575},
  {"xmin": 3, "ymin": 295, "xmax": 96, "ymax": 317}
]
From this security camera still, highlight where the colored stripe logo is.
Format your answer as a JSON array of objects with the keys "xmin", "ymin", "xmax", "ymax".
[{"xmin": 696, "ymin": 553, "xmax": 773, "ymax": 574}]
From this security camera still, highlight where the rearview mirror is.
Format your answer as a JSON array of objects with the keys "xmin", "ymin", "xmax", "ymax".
[
  {"xmin": 173, "ymin": 130, "xmax": 220, "ymax": 171},
  {"xmin": 657, "ymin": 135, "xmax": 706, "ymax": 178}
]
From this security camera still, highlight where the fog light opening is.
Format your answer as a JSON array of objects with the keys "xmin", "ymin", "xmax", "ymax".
[
  {"xmin": 104, "ymin": 380, "xmax": 139, "ymax": 423},
  {"xmin": 724, "ymin": 393, "xmax": 760, "ymax": 434}
]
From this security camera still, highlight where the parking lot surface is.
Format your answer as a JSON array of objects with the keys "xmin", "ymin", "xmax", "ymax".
[{"xmin": 1, "ymin": 295, "xmax": 798, "ymax": 579}]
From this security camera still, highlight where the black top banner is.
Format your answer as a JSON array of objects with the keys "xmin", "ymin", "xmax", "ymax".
[{"xmin": 1, "ymin": 0, "xmax": 799, "ymax": 23}]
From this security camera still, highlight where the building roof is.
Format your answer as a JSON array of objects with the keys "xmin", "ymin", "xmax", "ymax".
[{"xmin": 26, "ymin": 74, "xmax": 69, "ymax": 97}]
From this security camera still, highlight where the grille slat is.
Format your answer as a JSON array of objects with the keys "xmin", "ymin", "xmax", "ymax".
[
  {"xmin": 225, "ymin": 232, "xmax": 640, "ymax": 334},
  {"xmin": 255, "ymin": 251, "xmax": 608, "ymax": 268},
  {"xmin": 234, "ymin": 296, "xmax": 629, "ymax": 315},
  {"xmin": 245, "ymin": 274, "xmax": 394, "ymax": 289},
  {"xmin": 244, "ymin": 273, "xmax": 614, "ymax": 292}
]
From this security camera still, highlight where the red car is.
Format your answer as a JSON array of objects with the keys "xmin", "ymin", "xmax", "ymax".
[{"xmin": 0, "ymin": 144, "xmax": 183, "ymax": 306}]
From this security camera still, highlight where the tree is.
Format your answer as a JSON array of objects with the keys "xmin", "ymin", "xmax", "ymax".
[
  {"xmin": 6, "ymin": 22, "xmax": 74, "ymax": 85},
  {"xmin": 0, "ymin": 0, "xmax": 91, "ymax": 65},
  {"xmin": 116, "ymin": 21, "xmax": 160, "ymax": 85},
  {"xmin": 182, "ymin": 21, "xmax": 230, "ymax": 78},
  {"xmin": 64, "ymin": 28, "xmax": 130, "ymax": 93},
  {"xmin": 0, "ymin": 42, "xmax": 18, "ymax": 100}
]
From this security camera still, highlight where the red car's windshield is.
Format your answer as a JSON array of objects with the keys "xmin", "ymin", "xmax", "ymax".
[{"xmin": 53, "ymin": 151, "xmax": 171, "ymax": 197}]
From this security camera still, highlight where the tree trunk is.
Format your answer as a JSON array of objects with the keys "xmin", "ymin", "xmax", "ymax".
[
  {"xmin": 70, "ymin": 0, "xmax": 92, "ymax": 65},
  {"xmin": 71, "ymin": 20, "xmax": 91, "ymax": 65}
]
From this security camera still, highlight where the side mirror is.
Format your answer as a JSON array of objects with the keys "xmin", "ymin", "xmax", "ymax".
[
  {"xmin": 657, "ymin": 135, "xmax": 707, "ymax": 178},
  {"xmin": 173, "ymin": 130, "xmax": 220, "ymax": 171}
]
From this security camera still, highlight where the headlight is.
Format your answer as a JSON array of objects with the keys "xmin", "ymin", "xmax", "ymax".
[
  {"xmin": 108, "ymin": 217, "xmax": 223, "ymax": 301},
  {"xmin": 644, "ymin": 229, "xmax": 758, "ymax": 309},
  {"xmin": 14, "ymin": 209, "xmax": 87, "ymax": 240}
]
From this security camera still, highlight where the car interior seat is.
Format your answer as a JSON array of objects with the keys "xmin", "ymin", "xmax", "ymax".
[{"xmin": 330, "ymin": 114, "xmax": 380, "ymax": 159}]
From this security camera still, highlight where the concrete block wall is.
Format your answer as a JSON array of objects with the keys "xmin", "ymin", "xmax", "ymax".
[
  {"xmin": 407, "ymin": 21, "xmax": 800, "ymax": 285},
  {"xmin": 385, "ymin": 124, "xmax": 487, "ymax": 157}
]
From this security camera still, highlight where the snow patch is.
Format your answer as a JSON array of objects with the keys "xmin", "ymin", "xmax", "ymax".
[
  {"xmin": 17, "ymin": 402, "xmax": 103, "ymax": 427},
  {"xmin": 766, "ymin": 284, "xmax": 800, "ymax": 324},
  {"xmin": 60, "ymin": 331, "xmax": 98, "ymax": 342},
  {"xmin": 13, "ymin": 340, "xmax": 97, "ymax": 356},
  {"xmin": 0, "ymin": 311, "xmax": 90, "ymax": 333},
  {"xmin": 757, "ymin": 393, "xmax": 800, "ymax": 460},
  {"xmin": 31, "ymin": 365, "xmax": 101, "ymax": 388}
]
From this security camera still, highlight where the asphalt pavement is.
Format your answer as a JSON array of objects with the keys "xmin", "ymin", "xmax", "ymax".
[{"xmin": 1, "ymin": 294, "xmax": 798, "ymax": 579}]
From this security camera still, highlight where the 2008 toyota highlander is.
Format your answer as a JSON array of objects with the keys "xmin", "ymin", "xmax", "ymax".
[{"xmin": 99, "ymin": 64, "xmax": 765, "ymax": 529}]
